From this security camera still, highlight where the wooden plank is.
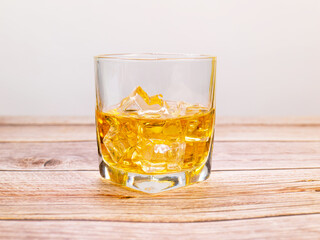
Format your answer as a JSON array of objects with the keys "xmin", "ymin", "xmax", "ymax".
[
  {"xmin": 0, "ymin": 169, "xmax": 319, "ymax": 222},
  {"xmin": 1, "ymin": 124, "xmax": 320, "ymax": 142},
  {"xmin": 0, "ymin": 116, "xmax": 94, "ymax": 125},
  {"xmin": 213, "ymin": 141, "xmax": 320, "ymax": 170},
  {"xmin": 216, "ymin": 125, "xmax": 320, "ymax": 141},
  {"xmin": 1, "ymin": 141, "xmax": 320, "ymax": 171},
  {"xmin": 0, "ymin": 142, "xmax": 98, "ymax": 171},
  {"xmin": 1, "ymin": 214, "xmax": 320, "ymax": 240},
  {"xmin": 2, "ymin": 116, "xmax": 320, "ymax": 126},
  {"xmin": 0, "ymin": 125, "xmax": 96, "ymax": 142},
  {"xmin": 217, "ymin": 116, "xmax": 320, "ymax": 126}
]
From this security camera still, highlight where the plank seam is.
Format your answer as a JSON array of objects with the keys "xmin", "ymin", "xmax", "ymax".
[
  {"xmin": 1, "ymin": 167, "xmax": 320, "ymax": 172},
  {"xmin": 0, "ymin": 212, "xmax": 319, "ymax": 224}
]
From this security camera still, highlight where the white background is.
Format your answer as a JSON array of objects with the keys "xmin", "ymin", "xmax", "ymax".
[{"xmin": 0, "ymin": 0, "xmax": 319, "ymax": 116}]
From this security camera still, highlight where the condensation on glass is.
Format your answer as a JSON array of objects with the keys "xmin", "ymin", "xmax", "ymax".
[{"xmin": 95, "ymin": 53, "xmax": 217, "ymax": 193}]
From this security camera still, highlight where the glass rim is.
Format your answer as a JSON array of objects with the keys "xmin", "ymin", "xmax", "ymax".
[{"xmin": 95, "ymin": 53, "xmax": 217, "ymax": 61}]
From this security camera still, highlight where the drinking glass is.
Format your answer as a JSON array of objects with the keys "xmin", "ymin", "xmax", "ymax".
[{"xmin": 94, "ymin": 53, "xmax": 216, "ymax": 193}]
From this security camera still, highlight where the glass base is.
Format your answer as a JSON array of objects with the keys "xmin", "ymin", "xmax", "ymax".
[{"xmin": 99, "ymin": 157, "xmax": 211, "ymax": 193}]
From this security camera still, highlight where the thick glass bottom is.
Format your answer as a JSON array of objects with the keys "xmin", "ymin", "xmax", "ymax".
[{"xmin": 99, "ymin": 155, "xmax": 211, "ymax": 193}]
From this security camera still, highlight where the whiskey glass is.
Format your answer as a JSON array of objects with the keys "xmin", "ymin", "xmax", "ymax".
[{"xmin": 94, "ymin": 53, "xmax": 216, "ymax": 193}]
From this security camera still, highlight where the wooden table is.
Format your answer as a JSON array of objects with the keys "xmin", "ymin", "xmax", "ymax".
[{"xmin": 1, "ymin": 116, "xmax": 320, "ymax": 239}]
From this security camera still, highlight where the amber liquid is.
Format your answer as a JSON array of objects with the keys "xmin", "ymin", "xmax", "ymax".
[{"xmin": 96, "ymin": 104, "xmax": 215, "ymax": 175}]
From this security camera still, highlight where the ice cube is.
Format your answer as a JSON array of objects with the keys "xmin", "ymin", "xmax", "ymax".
[
  {"xmin": 132, "ymin": 139, "xmax": 186, "ymax": 173},
  {"xmin": 165, "ymin": 101, "xmax": 184, "ymax": 117},
  {"xmin": 119, "ymin": 86, "xmax": 169, "ymax": 116},
  {"xmin": 185, "ymin": 116, "xmax": 212, "ymax": 142},
  {"xmin": 139, "ymin": 120, "xmax": 184, "ymax": 142},
  {"xmin": 165, "ymin": 101, "xmax": 207, "ymax": 117},
  {"xmin": 103, "ymin": 122, "xmax": 137, "ymax": 163}
]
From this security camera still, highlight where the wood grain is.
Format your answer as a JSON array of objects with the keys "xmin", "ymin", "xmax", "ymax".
[
  {"xmin": 1, "ymin": 169, "xmax": 319, "ymax": 222},
  {"xmin": 1, "ymin": 214, "xmax": 320, "ymax": 240},
  {"xmin": 216, "ymin": 116, "xmax": 320, "ymax": 126},
  {"xmin": 0, "ymin": 116, "xmax": 94, "ymax": 125},
  {"xmin": 0, "ymin": 142, "xmax": 98, "ymax": 171},
  {"xmin": 213, "ymin": 141, "xmax": 320, "ymax": 170},
  {"xmin": 1, "ymin": 141, "xmax": 320, "ymax": 171},
  {"xmin": 1, "ymin": 124, "xmax": 320, "ymax": 142},
  {"xmin": 0, "ymin": 125, "xmax": 96, "ymax": 142}
]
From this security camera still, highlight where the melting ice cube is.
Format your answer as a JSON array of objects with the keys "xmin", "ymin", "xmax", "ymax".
[
  {"xmin": 132, "ymin": 139, "xmax": 186, "ymax": 173},
  {"xmin": 119, "ymin": 86, "xmax": 169, "ymax": 115},
  {"xmin": 103, "ymin": 123, "xmax": 137, "ymax": 163}
]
